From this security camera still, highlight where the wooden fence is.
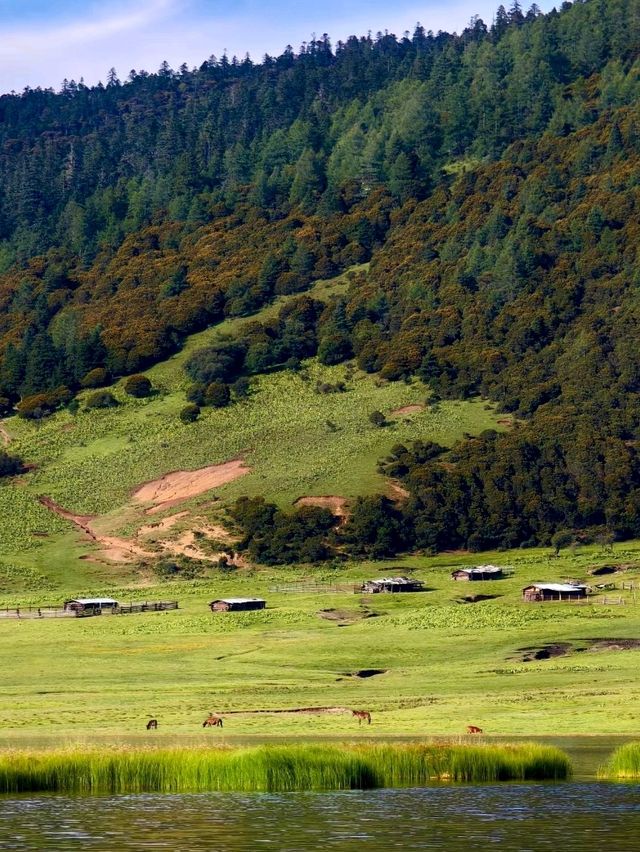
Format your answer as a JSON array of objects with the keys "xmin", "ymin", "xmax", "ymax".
[
  {"xmin": 0, "ymin": 606, "xmax": 86, "ymax": 620},
  {"xmin": 269, "ymin": 583, "xmax": 359, "ymax": 594},
  {"xmin": 116, "ymin": 601, "xmax": 179, "ymax": 614},
  {"xmin": 0, "ymin": 601, "xmax": 179, "ymax": 620}
]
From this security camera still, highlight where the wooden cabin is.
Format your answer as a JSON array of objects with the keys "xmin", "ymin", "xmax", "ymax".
[
  {"xmin": 452, "ymin": 566, "xmax": 505, "ymax": 581},
  {"xmin": 522, "ymin": 583, "xmax": 588, "ymax": 602},
  {"xmin": 361, "ymin": 577, "xmax": 424, "ymax": 594},
  {"xmin": 209, "ymin": 598, "xmax": 266, "ymax": 612},
  {"xmin": 63, "ymin": 597, "xmax": 119, "ymax": 614}
]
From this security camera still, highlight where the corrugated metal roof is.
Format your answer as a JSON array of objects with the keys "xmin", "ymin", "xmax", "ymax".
[
  {"xmin": 68, "ymin": 598, "xmax": 119, "ymax": 605},
  {"xmin": 371, "ymin": 577, "xmax": 418, "ymax": 584},
  {"xmin": 527, "ymin": 583, "xmax": 587, "ymax": 593},
  {"xmin": 459, "ymin": 566, "xmax": 504, "ymax": 575},
  {"xmin": 210, "ymin": 598, "xmax": 265, "ymax": 604}
]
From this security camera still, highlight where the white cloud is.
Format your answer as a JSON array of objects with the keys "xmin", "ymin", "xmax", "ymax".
[{"xmin": 0, "ymin": 0, "xmax": 184, "ymax": 89}]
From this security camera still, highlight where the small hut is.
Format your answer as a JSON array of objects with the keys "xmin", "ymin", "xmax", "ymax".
[
  {"xmin": 522, "ymin": 583, "xmax": 588, "ymax": 602},
  {"xmin": 63, "ymin": 597, "xmax": 119, "ymax": 614},
  {"xmin": 361, "ymin": 577, "xmax": 424, "ymax": 594},
  {"xmin": 209, "ymin": 598, "xmax": 266, "ymax": 612},
  {"xmin": 452, "ymin": 566, "xmax": 505, "ymax": 581}
]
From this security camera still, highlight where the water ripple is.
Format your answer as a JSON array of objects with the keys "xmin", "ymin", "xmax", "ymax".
[{"xmin": 1, "ymin": 783, "xmax": 639, "ymax": 851}]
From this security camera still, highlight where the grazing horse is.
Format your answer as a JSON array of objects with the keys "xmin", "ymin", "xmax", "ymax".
[
  {"xmin": 146, "ymin": 719, "xmax": 158, "ymax": 730},
  {"xmin": 352, "ymin": 710, "xmax": 371, "ymax": 725},
  {"xmin": 466, "ymin": 725, "xmax": 483, "ymax": 734},
  {"xmin": 203, "ymin": 714, "xmax": 224, "ymax": 728}
]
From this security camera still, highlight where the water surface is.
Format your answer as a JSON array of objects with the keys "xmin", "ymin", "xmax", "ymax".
[
  {"xmin": 1, "ymin": 737, "xmax": 638, "ymax": 850},
  {"xmin": 2, "ymin": 783, "xmax": 640, "ymax": 851}
]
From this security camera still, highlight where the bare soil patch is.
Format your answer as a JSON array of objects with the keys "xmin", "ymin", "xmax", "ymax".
[
  {"xmin": 137, "ymin": 512, "xmax": 190, "ymax": 537},
  {"xmin": 516, "ymin": 637, "xmax": 640, "ymax": 663},
  {"xmin": 353, "ymin": 669, "xmax": 386, "ymax": 678},
  {"xmin": 294, "ymin": 496, "xmax": 349, "ymax": 519},
  {"xmin": 519, "ymin": 643, "xmax": 572, "ymax": 662},
  {"xmin": 318, "ymin": 607, "xmax": 376, "ymax": 623},
  {"xmin": 134, "ymin": 459, "xmax": 251, "ymax": 514},
  {"xmin": 458, "ymin": 593, "xmax": 502, "ymax": 604},
  {"xmin": 38, "ymin": 496, "xmax": 154, "ymax": 563},
  {"xmin": 216, "ymin": 706, "xmax": 354, "ymax": 716},
  {"xmin": 390, "ymin": 404, "xmax": 424, "ymax": 416},
  {"xmin": 589, "ymin": 638, "xmax": 640, "ymax": 652}
]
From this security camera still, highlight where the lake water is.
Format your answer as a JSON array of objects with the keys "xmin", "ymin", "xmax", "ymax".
[
  {"xmin": 2, "ymin": 783, "xmax": 640, "ymax": 851},
  {"xmin": 1, "ymin": 738, "xmax": 639, "ymax": 851}
]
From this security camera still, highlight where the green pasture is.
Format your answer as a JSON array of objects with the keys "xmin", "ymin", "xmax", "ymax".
[
  {"xmin": 0, "ymin": 268, "xmax": 636, "ymax": 744},
  {"xmin": 0, "ymin": 268, "xmax": 503, "ymax": 590},
  {"xmin": 1, "ymin": 542, "xmax": 640, "ymax": 741}
]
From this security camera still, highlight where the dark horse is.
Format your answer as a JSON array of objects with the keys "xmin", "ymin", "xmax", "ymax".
[
  {"xmin": 352, "ymin": 710, "xmax": 371, "ymax": 725},
  {"xmin": 146, "ymin": 719, "xmax": 158, "ymax": 730},
  {"xmin": 203, "ymin": 714, "xmax": 224, "ymax": 728},
  {"xmin": 467, "ymin": 725, "xmax": 483, "ymax": 734}
]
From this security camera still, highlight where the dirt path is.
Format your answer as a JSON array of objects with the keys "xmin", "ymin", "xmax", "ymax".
[
  {"xmin": 38, "ymin": 496, "xmax": 154, "ymax": 562},
  {"xmin": 39, "ymin": 497, "xmax": 238, "ymax": 566},
  {"xmin": 213, "ymin": 706, "xmax": 354, "ymax": 716},
  {"xmin": 133, "ymin": 459, "xmax": 251, "ymax": 514},
  {"xmin": 0, "ymin": 423, "xmax": 11, "ymax": 447},
  {"xmin": 390, "ymin": 404, "xmax": 424, "ymax": 416}
]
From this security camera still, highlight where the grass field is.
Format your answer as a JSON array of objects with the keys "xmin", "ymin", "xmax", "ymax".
[
  {"xmin": 1, "ymin": 542, "xmax": 639, "ymax": 741},
  {"xmin": 0, "ymin": 267, "xmax": 504, "ymax": 591},
  {"xmin": 0, "ymin": 268, "xmax": 636, "ymax": 745}
]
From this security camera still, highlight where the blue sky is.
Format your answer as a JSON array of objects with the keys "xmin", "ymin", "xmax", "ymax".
[{"xmin": 0, "ymin": 0, "xmax": 556, "ymax": 94}]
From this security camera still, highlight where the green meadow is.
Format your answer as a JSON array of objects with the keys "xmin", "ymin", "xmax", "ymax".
[
  {"xmin": 0, "ymin": 270, "xmax": 637, "ymax": 745},
  {"xmin": 0, "ymin": 268, "xmax": 502, "ymax": 592},
  {"xmin": 1, "ymin": 542, "xmax": 640, "ymax": 742}
]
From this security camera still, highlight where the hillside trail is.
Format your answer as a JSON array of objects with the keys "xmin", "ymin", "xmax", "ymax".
[
  {"xmin": 37, "ymin": 496, "xmax": 237, "ymax": 565},
  {"xmin": 0, "ymin": 422, "xmax": 11, "ymax": 447},
  {"xmin": 38, "ymin": 496, "xmax": 154, "ymax": 562}
]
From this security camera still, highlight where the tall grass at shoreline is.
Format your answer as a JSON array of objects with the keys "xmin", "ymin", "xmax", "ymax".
[
  {"xmin": 0, "ymin": 743, "xmax": 570, "ymax": 794},
  {"xmin": 599, "ymin": 742, "xmax": 640, "ymax": 779}
]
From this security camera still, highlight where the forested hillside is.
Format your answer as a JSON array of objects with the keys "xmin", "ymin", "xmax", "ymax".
[{"xmin": 2, "ymin": 0, "xmax": 640, "ymax": 555}]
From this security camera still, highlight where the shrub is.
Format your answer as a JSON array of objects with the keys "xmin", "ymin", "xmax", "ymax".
[
  {"xmin": 0, "ymin": 396, "xmax": 13, "ymax": 416},
  {"xmin": 180, "ymin": 403, "xmax": 201, "ymax": 423},
  {"xmin": 80, "ymin": 368, "xmax": 110, "ymax": 389},
  {"xmin": 85, "ymin": 390, "xmax": 118, "ymax": 410},
  {"xmin": 124, "ymin": 374, "xmax": 153, "ymax": 398},
  {"xmin": 369, "ymin": 410, "xmax": 387, "ymax": 427},
  {"xmin": 0, "ymin": 450, "xmax": 23, "ymax": 477},
  {"xmin": 17, "ymin": 387, "xmax": 72, "ymax": 419},
  {"xmin": 186, "ymin": 384, "xmax": 206, "ymax": 405},
  {"xmin": 232, "ymin": 377, "xmax": 251, "ymax": 399},
  {"xmin": 205, "ymin": 382, "xmax": 231, "ymax": 408}
]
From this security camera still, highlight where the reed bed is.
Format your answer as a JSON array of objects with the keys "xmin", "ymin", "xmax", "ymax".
[
  {"xmin": 0, "ymin": 742, "xmax": 570, "ymax": 794},
  {"xmin": 599, "ymin": 742, "xmax": 640, "ymax": 779}
]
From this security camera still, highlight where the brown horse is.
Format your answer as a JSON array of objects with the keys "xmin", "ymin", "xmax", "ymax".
[
  {"xmin": 146, "ymin": 719, "xmax": 158, "ymax": 730},
  {"xmin": 352, "ymin": 710, "xmax": 371, "ymax": 725},
  {"xmin": 466, "ymin": 725, "xmax": 483, "ymax": 734},
  {"xmin": 203, "ymin": 714, "xmax": 224, "ymax": 728}
]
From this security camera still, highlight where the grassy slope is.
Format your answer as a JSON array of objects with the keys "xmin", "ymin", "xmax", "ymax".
[
  {"xmin": 1, "ymin": 542, "xmax": 640, "ymax": 740},
  {"xmin": 0, "ymin": 266, "xmax": 501, "ymax": 591}
]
